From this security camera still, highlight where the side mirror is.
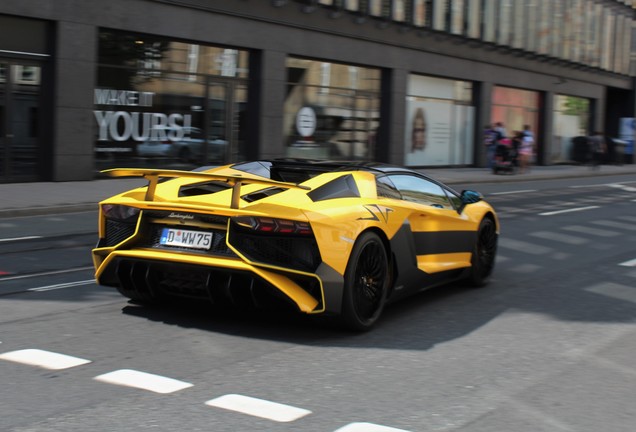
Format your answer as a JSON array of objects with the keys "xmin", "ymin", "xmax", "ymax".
[{"xmin": 458, "ymin": 190, "xmax": 483, "ymax": 213}]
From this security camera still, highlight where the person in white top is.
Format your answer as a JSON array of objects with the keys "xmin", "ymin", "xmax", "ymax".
[{"xmin": 518, "ymin": 125, "xmax": 535, "ymax": 174}]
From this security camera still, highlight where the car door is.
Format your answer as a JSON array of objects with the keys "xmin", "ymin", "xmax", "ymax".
[{"xmin": 382, "ymin": 173, "xmax": 476, "ymax": 276}]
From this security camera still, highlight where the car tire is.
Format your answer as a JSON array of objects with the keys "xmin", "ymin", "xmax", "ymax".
[
  {"xmin": 468, "ymin": 217, "xmax": 497, "ymax": 287},
  {"xmin": 340, "ymin": 231, "xmax": 389, "ymax": 331}
]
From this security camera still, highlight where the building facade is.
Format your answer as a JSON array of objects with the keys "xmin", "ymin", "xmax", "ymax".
[{"xmin": 0, "ymin": 0, "xmax": 635, "ymax": 182}]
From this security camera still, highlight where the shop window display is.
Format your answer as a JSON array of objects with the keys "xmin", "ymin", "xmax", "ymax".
[
  {"xmin": 95, "ymin": 30, "xmax": 248, "ymax": 171},
  {"xmin": 284, "ymin": 58, "xmax": 381, "ymax": 160}
]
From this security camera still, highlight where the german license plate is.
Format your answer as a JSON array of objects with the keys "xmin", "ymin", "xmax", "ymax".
[{"xmin": 160, "ymin": 228, "xmax": 212, "ymax": 250}]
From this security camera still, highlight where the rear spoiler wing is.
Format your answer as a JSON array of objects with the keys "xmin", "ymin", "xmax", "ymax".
[{"xmin": 102, "ymin": 168, "xmax": 310, "ymax": 209}]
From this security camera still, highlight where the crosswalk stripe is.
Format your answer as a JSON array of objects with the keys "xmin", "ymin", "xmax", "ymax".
[
  {"xmin": 334, "ymin": 422, "xmax": 411, "ymax": 432},
  {"xmin": 205, "ymin": 394, "xmax": 311, "ymax": 422},
  {"xmin": 591, "ymin": 220, "xmax": 636, "ymax": 231},
  {"xmin": 0, "ymin": 349, "xmax": 91, "ymax": 370},
  {"xmin": 562, "ymin": 225, "xmax": 619, "ymax": 237},
  {"xmin": 584, "ymin": 282, "xmax": 636, "ymax": 304},
  {"xmin": 498, "ymin": 238, "xmax": 553, "ymax": 255},
  {"xmin": 94, "ymin": 369, "xmax": 193, "ymax": 394},
  {"xmin": 529, "ymin": 231, "xmax": 588, "ymax": 245}
]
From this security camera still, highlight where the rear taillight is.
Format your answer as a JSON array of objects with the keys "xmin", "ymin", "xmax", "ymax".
[
  {"xmin": 233, "ymin": 216, "xmax": 312, "ymax": 236},
  {"xmin": 102, "ymin": 204, "xmax": 141, "ymax": 222}
]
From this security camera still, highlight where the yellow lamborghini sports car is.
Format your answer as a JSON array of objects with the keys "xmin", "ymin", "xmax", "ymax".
[{"xmin": 92, "ymin": 159, "xmax": 499, "ymax": 331}]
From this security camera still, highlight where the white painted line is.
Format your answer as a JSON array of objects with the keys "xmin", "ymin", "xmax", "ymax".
[
  {"xmin": 592, "ymin": 220, "xmax": 636, "ymax": 231},
  {"xmin": 608, "ymin": 184, "xmax": 636, "ymax": 192},
  {"xmin": 0, "ymin": 349, "xmax": 91, "ymax": 370},
  {"xmin": 0, "ymin": 267, "xmax": 94, "ymax": 281},
  {"xmin": 585, "ymin": 282, "xmax": 636, "ymax": 305},
  {"xmin": 619, "ymin": 258, "xmax": 636, "ymax": 267},
  {"xmin": 0, "ymin": 235, "xmax": 42, "ymax": 243},
  {"xmin": 529, "ymin": 231, "xmax": 588, "ymax": 245},
  {"xmin": 498, "ymin": 238, "xmax": 553, "ymax": 255},
  {"xmin": 490, "ymin": 189, "xmax": 537, "ymax": 196},
  {"xmin": 539, "ymin": 206, "xmax": 599, "ymax": 216},
  {"xmin": 205, "ymin": 394, "xmax": 311, "ymax": 423},
  {"xmin": 28, "ymin": 279, "xmax": 95, "ymax": 292},
  {"xmin": 334, "ymin": 423, "xmax": 411, "ymax": 432},
  {"xmin": 94, "ymin": 369, "xmax": 193, "ymax": 394},
  {"xmin": 562, "ymin": 225, "xmax": 619, "ymax": 237}
]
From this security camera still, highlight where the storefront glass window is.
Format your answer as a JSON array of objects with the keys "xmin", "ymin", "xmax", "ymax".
[
  {"xmin": 95, "ymin": 30, "xmax": 249, "ymax": 171},
  {"xmin": 552, "ymin": 95, "xmax": 590, "ymax": 163},
  {"xmin": 284, "ymin": 58, "xmax": 380, "ymax": 160},
  {"xmin": 405, "ymin": 75, "xmax": 474, "ymax": 166},
  {"xmin": 491, "ymin": 86, "xmax": 539, "ymax": 154}
]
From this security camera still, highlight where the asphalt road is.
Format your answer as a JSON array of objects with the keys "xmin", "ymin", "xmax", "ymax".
[{"xmin": 1, "ymin": 175, "xmax": 635, "ymax": 432}]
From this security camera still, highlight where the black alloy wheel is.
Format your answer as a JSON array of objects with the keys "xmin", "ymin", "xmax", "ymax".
[
  {"xmin": 341, "ymin": 232, "xmax": 389, "ymax": 331},
  {"xmin": 469, "ymin": 217, "xmax": 497, "ymax": 286}
]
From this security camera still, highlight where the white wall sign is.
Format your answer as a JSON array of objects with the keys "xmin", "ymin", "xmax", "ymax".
[{"xmin": 296, "ymin": 107, "xmax": 317, "ymax": 138}]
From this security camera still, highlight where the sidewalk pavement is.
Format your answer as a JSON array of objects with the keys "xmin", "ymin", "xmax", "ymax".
[{"xmin": 1, "ymin": 164, "xmax": 635, "ymax": 218}]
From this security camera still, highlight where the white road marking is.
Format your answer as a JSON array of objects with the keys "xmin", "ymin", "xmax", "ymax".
[
  {"xmin": 562, "ymin": 225, "xmax": 619, "ymax": 237},
  {"xmin": 334, "ymin": 423, "xmax": 411, "ymax": 432},
  {"xmin": 498, "ymin": 238, "xmax": 553, "ymax": 255},
  {"xmin": 539, "ymin": 206, "xmax": 599, "ymax": 216},
  {"xmin": 529, "ymin": 231, "xmax": 588, "ymax": 245},
  {"xmin": 591, "ymin": 220, "xmax": 636, "ymax": 231},
  {"xmin": 490, "ymin": 189, "xmax": 537, "ymax": 195},
  {"xmin": 0, "ymin": 267, "xmax": 94, "ymax": 281},
  {"xmin": 619, "ymin": 258, "xmax": 636, "ymax": 267},
  {"xmin": 94, "ymin": 369, "xmax": 193, "ymax": 394},
  {"xmin": 585, "ymin": 282, "xmax": 636, "ymax": 304},
  {"xmin": 0, "ymin": 235, "xmax": 42, "ymax": 243},
  {"xmin": 205, "ymin": 394, "xmax": 312, "ymax": 423},
  {"xmin": 608, "ymin": 183, "xmax": 636, "ymax": 192},
  {"xmin": 0, "ymin": 349, "xmax": 91, "ymax": 370},
  {"xmin": 511, "ymin": 263, "xmax": 543, "ymax": 273},
  {"xmin": 28, "ymin": 280, "xmax": 95, "ymax": 292}
]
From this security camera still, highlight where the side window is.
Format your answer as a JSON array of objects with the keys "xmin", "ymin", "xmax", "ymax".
[
  {"xmin": 376, "ymin": 175, "xmax": 402, "ymax": 200},
  {"xmin": 388, "ymin": 174, "xmax": 454, "ymax": 209},
  {"xmin": 444, "ymin": 188, "xmax": 462, "ymax": 210}
]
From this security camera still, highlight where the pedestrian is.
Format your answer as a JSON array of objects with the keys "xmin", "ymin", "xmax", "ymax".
[
  {"xmin": 483, "ymin": 124, "xmax": 497, "ymax": 169},
  {"xmin": 588, "ymin": 131, "xmax": 606, "ymax": 170},
  {"xmin": 494, "ymin": 122, "xmax": 507, "ymax": 143},
  {"xmin": 517, "ymin": 125, "xmax": 535, "ymax": 174}
]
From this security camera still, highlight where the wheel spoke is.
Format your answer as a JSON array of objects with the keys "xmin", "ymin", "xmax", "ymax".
[{"xmin": 353, "ymin": 242, "xmax": 386, "ymax": 320}]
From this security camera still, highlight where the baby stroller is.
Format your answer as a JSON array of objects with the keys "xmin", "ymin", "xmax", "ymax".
[{"xmin": 492, "ymin": 138, "xmax": 517, "ymax": 174}]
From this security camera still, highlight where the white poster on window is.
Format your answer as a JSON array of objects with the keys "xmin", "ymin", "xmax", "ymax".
[
  {"xmin": 405, "ymin": 100, "xmax": 453, "ymax": 166},
  {"xmin": 619, "ymin": 117, "xmax": 635, "ymax": 155}
]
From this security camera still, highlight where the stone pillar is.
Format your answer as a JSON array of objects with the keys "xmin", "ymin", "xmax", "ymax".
[
  {"xmin": 540, "ymin": 91, "xmax": 555, "ymax": 167},
  {"xmin": 257, "ymin": 49, "xmax": 287, "ymax": 159},
  {"xmin": 382, "ymin": 68, "xmax": 407, "ymax": 165},
  {"xmin": 53, "ymin": 21, "xmax": 97, "ymax": 181}
]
